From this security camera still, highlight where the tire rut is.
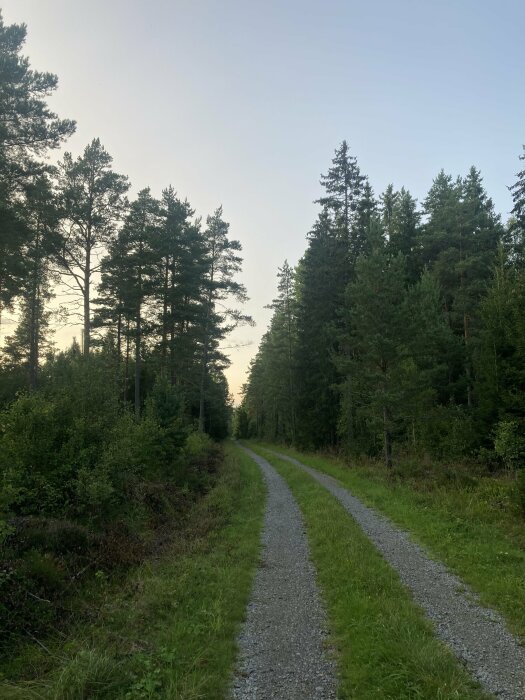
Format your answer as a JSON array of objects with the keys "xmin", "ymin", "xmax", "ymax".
[
  {"xmin": 231, "ymin": 445, "xmax": 337, "ymax": 700},
  {"xmin": 269, "ymin": 448, "xmax": 525, "ymax": 700}
]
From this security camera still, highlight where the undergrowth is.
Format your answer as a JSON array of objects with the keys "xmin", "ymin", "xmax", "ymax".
[{"xmin": 0, "ymin": 443, "xmax": 265, "ymax": 699}]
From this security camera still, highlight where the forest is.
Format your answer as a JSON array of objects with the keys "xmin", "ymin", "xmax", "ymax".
[
  {"xmin": 3, "ymin": 6, "xmax": 525, "ymax": 699},
  {"xmin": 239, "ymin": 140, "xmax": 525, "ymax": 480},
  {"xmin": 0, "ymin": 11, "xmax": 250, "ymax": 654}
]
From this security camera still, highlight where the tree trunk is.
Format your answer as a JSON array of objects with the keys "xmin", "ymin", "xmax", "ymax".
[
  {"xmin": 83, "ymin": 247, "xmax": 91, "ymax": 357},
  {"xmin": 161, "ymin": 259, "xmax": 169, "ymax": 374},
  {"xmin": 134, "ymin": 306, "xmax": 141, "ymax": 420},
  {"xmin": 116, "ymin": 311, "xmax": 122, "ymax": 363},
  {"xmin": 124, "ymin": 319, "xmax": 130, "ymax": 404},
  {"xmin": 198, "ymin": 345, "xmax": 208, "ymax": 432},
  {"xmin": 464, "ymin": 311, "xmax": 472, "ymax": 408},
  {"xmin": 28, "ymin": 225, "xmax": 42, "ymax": 391},
  {"xmin": 383, "ymin": 405, "xmax": 393, "ymax": 470}
]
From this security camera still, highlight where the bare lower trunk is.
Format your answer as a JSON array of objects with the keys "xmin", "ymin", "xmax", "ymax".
[
  {"xmin": 464, "ymin": 312, "xmax": 472, "ymax": 408},
  {"xmin": 134, "ymin": 307, "xmax": 141, "ymax": 420},
  {"xmin": 124, "ymin": 319, "xmax": 130, "ymax": 403},
  {"xmin": 28, "ymin": 285, "xmax": 39, "ymax": 391},
  {"xmin": 116, "ymin": 312, "xmax": 122, "ymax": 363},
  {"xmin": 161, "ymin": 260, "xmax": 169, "ymax": 374},
  {"xmin": 198, "ymin": 350, "xmax": 207, "ymax": 433},
  {"xmin": 383, "ymin": 405, "xmax": 393, "ymax": 470},
  {"xmin": 83, "ymin": 249, "xmax": 91, "ymax": 357}
]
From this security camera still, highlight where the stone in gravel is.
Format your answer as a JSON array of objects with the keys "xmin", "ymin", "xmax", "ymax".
[{"xmin": 231, "ymin": 445, "xmax": 337, "ymax": 700}]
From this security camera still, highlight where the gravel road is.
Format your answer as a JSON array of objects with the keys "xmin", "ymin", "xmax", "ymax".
[
  {"xmin": 270, "ymin": 449, "xmax": 525, "ymax": 700},
  {"xmin": 231, "ymin": 445, "xmax": 337, "ymax": 700}
]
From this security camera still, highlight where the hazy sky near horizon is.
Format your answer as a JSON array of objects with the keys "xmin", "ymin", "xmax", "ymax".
[{"xmin": 2, "ymin": 0, "xmax": 524, "ymax": 402}]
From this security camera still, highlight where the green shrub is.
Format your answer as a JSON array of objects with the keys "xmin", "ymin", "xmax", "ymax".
[
  {"xmin": 494, "ymin": 419, "xmax": 525, "ymax": 470},
  {"xmin": 419, "ymin": 404, "xmax": 477, "ymax": 459}
]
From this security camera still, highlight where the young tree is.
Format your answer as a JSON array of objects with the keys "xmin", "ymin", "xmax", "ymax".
[{"xmin": 54, "ymin": 139, "xmax": 129, "ymax": 356}]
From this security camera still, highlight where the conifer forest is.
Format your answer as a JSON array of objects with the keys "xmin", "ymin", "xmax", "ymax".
[
  {"xmin": 2, "ymin": 6, "xmax": 525, "ymax": 700},
  {"xmin": 240, "ymin": 139, "xmax": 525, "ymax": 471}
]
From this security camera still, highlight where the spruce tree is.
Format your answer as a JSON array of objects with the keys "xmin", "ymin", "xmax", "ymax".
[
  {"xmin": 294, "ymin": 210, "xmax": 347, "ymax": 447},
  {"xmin": 265, "ymin": 260, "xmax": 297, "ymax": 441},
  {"xmin": 420, "ymin": 168, "xmax": 500, "ymax": 406},
  {"xmin": 509, "ymin": 146, "xmax": 525, "ymax": 262},
  {"xmin": 388, "ymin": 187, "xmax": 420, "ymax": 282},
  {"xmin": 317, "ymin": 140, "xmax": 364, "ymax": 240}
]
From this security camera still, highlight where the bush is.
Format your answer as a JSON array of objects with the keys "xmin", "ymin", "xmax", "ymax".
[
  {"xmin": 418, "ymin": 404, "xmax": 477, "ymax": 460},
  {"xmin": 494, "ymin": 419, "xmax": 525, "ymax": 471}
]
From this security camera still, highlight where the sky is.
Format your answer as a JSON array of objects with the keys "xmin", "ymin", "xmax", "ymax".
[{"xmin": 2, "ymin": 0, "xmax": 524, "ymax": 402}]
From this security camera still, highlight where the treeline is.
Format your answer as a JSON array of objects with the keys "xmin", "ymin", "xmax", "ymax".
[
  {"xmin": 0, "ymin": 12, "xmax": 248, "ymax": 651},
  {"xmin": 239, "ymin": 140, "xmax": 525, "ymax": 475}
]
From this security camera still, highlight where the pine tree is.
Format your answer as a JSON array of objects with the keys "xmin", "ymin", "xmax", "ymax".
[
  {"xmin": 11, "ymin": 175, "xmax": 58, "ymax": 388},
  {"xmin": 0, "ymin": 11, "xmax": 75, "ymax": 196},
  {"xmin": 119, "ymin": 189, "xmax": 161, "ymax": 418},
  {"xmin": 55, "ymin": 139, "xmax": 129, "ymax": 356},
  {"xmin": 198, "ymin": 207, "xmax": 250, "ymax": 432},
  {"xmin": 155, "ymin": 187, "xmax": 205, "ymax": 386},
  {"xmin": 0, "ymin": 10, "xmax": 74, "ymax": 331}
]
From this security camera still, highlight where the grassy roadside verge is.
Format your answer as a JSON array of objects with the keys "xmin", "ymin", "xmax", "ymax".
[
  {"xmin": 0, "ymin": 443, "xmax": 265, "ymax": 700},
  {"xmin": 252, "ymin": 448, "xmax": 488, "ymax": 699},
  {"xmin": 252, "ymin": 441, "xmax": 525, "ymax": 641}
]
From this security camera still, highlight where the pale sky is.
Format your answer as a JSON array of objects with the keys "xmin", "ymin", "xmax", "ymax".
[{"xmin": 2, "ymin": 0, "xmax": 524, "ymax": 402}]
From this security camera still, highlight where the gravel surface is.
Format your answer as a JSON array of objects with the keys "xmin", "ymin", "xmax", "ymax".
[
  {"xmin": 270, "ymin": 449, "xmax": 525, "ymax": 700},
  {"xmin": 232, "ymin": 445, "xmax": 337, "ymax": 700}
]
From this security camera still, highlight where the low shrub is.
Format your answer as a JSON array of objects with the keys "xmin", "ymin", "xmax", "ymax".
[{"xmin": 494, "ymin": 419, "xmax": 525, "ymax": 471}]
